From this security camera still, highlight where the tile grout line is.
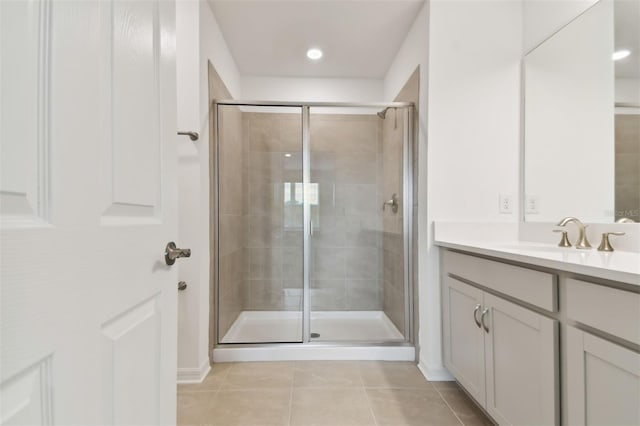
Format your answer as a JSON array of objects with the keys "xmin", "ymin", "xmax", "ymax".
[
  {"xmin": 287, "ymin": 374, "xmax": 294, "ymax": 426},
  {"xmin": 207, "ymin": 363, "xmax": 228, "ymax": 422},
  {"xmin": 362, "ymin": 387, "xmax": 380, "ymax": 426},
  {"xmin": 357, "ymin": 362, "xmax": 379, "ymax": 426},
  {"xmin": 212, "ymin": 362, "xmax": 234, "ymax": 399},
  {"xmin": 431, "ymin": 384, "xmax": 466, "ymax": 426}
]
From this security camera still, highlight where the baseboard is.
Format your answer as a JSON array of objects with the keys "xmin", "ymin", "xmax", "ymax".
[
  {"xmin": 177, "ymin": 359, "xmax": 211, "ymax": 384},
  {"xmin": 417, "ymin": 358, "xmax": 454, "ymax": 381}
]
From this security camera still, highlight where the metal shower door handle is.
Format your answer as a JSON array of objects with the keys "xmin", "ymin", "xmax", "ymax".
[
  {"xmin": 164, "ymin": 242, "xmax": 191, "ymax": 265},
  {"xmin": 382, "ymin": 193, "xmax": 399, "ymax": 213}
]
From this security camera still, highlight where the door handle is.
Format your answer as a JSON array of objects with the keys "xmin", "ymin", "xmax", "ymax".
[
  {"xmin": 480, "ymin": 308, "xmax": 489, "ymax": 333},
  {"xmin": 473, "ymin": 304, "xmax": 482, "ymax": 328},
  {"xmin": 177, "ymin": 131, "xmax": 199, "ymax": 141},
  {"xmin": 382, "ymin": 193, "xmax": 399, "ymax": 213},
  {"xmin": 164, "ymin": 242, "xmax": 191, "ymax": 265}
]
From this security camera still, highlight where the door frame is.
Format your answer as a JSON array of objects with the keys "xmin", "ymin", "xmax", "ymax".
[{"xmin": 211, "ymin": 100, "xmax": 415, "ymax": 346}]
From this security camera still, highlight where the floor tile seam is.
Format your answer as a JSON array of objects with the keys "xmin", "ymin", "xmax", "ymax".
[
  {"xmin": 177, "ymin": 388, "xmax": 221, "ymax": 394},
  {"xmin": 292, "ymin": 384, "xmax": 366, "ymax": 389},
  {"xmin": 287, "ymin": 383, "xmax": 294, "ymax": 426},
  {"xmin": 217, "ymin": 386, "xmax": 295, "ymax": 392},
  {"xmin": 361, "ymin": 383, "xmax": 380, "ymax": 426},
  {"xmin": 219, "ymin": 364, "xmax": 234, "ymax": 381},
  {"xmin": 360, "ymin": 385, "xmax": 435, "ymax": 390},
  {"xmin": 431, "ymin": 382, "xmax": 466, "ymax": 426},
  {"xmin": 356, "ymin": 364, "xmax": 367, "ymax": 389}
]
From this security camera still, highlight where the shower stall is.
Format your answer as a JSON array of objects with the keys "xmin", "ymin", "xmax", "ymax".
[{"xmin": 211, "ymin": 100, "xmax": 414, "ymax": 360}]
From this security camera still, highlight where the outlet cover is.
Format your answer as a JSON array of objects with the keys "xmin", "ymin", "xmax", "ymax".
[{"xmin": 499, "ymin": 194, "xmax": 513, "ymax": 214}]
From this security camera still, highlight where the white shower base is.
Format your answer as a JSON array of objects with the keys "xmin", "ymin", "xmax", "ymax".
[
  {"xmin": 221, "ymin": 310, "xmax": 404, "ymax": 342},
  {"xmin": 214, "ymin": 310, "xmax": 414, "ymax": 362}
]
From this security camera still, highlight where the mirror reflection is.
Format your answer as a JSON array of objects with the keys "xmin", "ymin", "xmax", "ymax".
[{"xmin": 524, "ymin": 0, "xmax": 639, "ymax": 223}]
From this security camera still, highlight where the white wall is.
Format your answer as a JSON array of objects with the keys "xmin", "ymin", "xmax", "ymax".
[
  {"xmin": 384, "ymin": 0, "xmax": 523, "ymax": 380},
  {"xmin": 176, "ymin": 0, "xmax": 241, "ymax": 381},
  {"xmin": 428, "ymin": 0, "xmax": 522, "ymax": 374},
  {"xmin": 242, "ymin": 76, "xmax": 383, "ymax": 103},
  {"xmin": 382, "ymin": 2, "xmax": 438, "ymax": 378},
  {"xmin": 383, "ymin": 3, "xmax": 428, "ymax": 103},
  {"xmin": 177, "ymin": 0, "xmax": 199, "ymax": 133},
  {"xmin": 523, "ymin": 0, "xmax": 599, "ymax": 53}
]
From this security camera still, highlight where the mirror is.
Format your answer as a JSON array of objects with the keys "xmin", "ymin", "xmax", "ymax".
[{"xmin": 523, "ymin": 0, "xmax": 639, "ymax": 223}]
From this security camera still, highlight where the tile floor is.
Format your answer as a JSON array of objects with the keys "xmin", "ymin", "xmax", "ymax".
[{"xmin": 177, "ymin": 361, "xmax": 493, "ymax": 426}]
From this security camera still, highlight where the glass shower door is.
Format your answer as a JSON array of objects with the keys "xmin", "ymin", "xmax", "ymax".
[
  {"xmin": 216, "ymin": 104, "xmax": 304, "ymax": 343},
  {"xmin": 307, "ymin": 106, "xmax": 410, "ymax": 342}
]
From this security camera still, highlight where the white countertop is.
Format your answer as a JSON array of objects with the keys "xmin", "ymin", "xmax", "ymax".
[{"xmin": 434, "ymin": 238, "xmax": 640, "ymax": 285}]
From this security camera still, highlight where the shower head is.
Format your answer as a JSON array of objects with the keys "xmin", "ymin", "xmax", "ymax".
[{"xmin": 377, "ymin": 108, "xmax": 389, "ymax": 119}]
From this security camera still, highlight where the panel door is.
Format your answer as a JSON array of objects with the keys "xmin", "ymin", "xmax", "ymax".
[
  {"xmin": 442, "ymin": 276, "xmax": 486, "ymax": 405},
  {"xmin": 483, "ymin": 293, "xmax": 558, "ymax": 426},
  {"xmin": 1, "ymin": 1, "xmax": 178, "ymax": 424},
  {"xmin": 566, "ymin": 326, "xmax": 640, "ymax": 425}
]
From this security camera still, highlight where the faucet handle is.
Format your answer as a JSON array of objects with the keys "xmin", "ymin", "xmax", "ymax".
[
  {"xmin": 597, "ymin": 232, "xmax": 625, "ymax": 252},
  {"xmin": 553, "ymin": 229, "xmax": 572, "ymax": 247}
]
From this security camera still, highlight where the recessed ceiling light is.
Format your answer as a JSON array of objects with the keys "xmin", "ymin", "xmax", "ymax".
[
  {"xmin": 284, "ymin": 153, "xmax": 292, "ymax": 158},
  {"xmin": 306, "ymin": 48, "xmax": 323, "ymax": 60},
  {"xmin": 613, "ymin": 49, "xmax": 631, "ymax": 61}
]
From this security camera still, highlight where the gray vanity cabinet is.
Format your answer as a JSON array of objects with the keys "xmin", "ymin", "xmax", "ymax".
[
  {"xmin": 566, "ymin": 327, "xmax": 640, "ymax": 425},
  {"xmin": 564, "ymin": 278, "xmax": 640, "ymax": 425},
  {"xmin": 483, "ymin": 292, "xmax": 557, "ymax": 425},
  {"xmin": 441, "ymin": 248, "xmax": 640, "ymax": 425},
  {"xmin": 443, "ymin": 277, "xmax": 558, "ymax": 424},
  {"xmin": 442, "ymin": 276, "xmax": 486, "ymax": 405},
  {"xmin": 442, "ymin": 273, "xmax": 558, "ymax": 425}
]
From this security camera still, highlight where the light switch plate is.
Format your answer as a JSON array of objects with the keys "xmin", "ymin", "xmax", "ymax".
[{"xmin": 526, "ymin": 195, "xmax": 539, "ymax": 214}]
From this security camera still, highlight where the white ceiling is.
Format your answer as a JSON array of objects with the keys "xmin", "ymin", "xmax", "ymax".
[{"xmin": 207, "ymin": 0, "xmax": 425, "ymax": 79}]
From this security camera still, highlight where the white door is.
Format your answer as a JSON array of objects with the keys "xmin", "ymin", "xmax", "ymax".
[{"xmin": 1, "ymin": 1, "xmax": 178, "ymax": 424}]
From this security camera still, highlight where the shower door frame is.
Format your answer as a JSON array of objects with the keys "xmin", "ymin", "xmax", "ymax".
[{"xmin": 212, "ymin": 100, "xmax": 415, "ymax": 346}]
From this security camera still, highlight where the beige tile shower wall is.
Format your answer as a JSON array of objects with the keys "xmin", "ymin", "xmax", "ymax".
[
  {"xmin": 310, "ymin": 114, "xmax": 383, "ymax": 311},
  {"xmin": 381, "ymin": 109, "xmax": 406, "ymax": 334},
  {"xmin": 244, "ymin": 112, "xmax": 304, "ymax": 312},
  {"xmin": 242, "ymin": 112, "xmax": 383, "ymax": 312},
  {"xmin": 218, "ymin": 106, "xmax": 246, "ymax": 338},
  {"xmin": 615, "ymin": 114, "xmax": 640, "ymax": 222}
]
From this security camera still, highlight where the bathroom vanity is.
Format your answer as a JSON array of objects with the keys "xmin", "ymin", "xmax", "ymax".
[{"xmin": 437, "ymin": 239, "xmax": 640, "ymax": 425}]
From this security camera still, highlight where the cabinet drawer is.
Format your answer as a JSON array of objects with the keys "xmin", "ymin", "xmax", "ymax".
[
  {"xmin": 566, "ymin": 278, "xmax": 640, "ymax": 345},
  {"xmin": 443, "ymin": 251, "xmax": 557, "ymax": 311}
]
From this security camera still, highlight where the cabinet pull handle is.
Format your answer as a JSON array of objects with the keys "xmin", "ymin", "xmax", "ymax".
[
  {"xmin": 481, "ymin": 308, "xmax": 489, "ymax": 333},
  {"xmin": 473, "ymin": 304, "xmax": 482, "ymax": 328}
]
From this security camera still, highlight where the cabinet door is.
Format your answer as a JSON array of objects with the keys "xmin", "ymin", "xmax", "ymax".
[
  {"xmin": 484, "ymin": 293, "xmax": 558, "ymax": 425},
  {"xmin": 567, "ymin": 326, "xmax": 640, "ymax": 425},
  {"xmin": 442, "ymin": 276, "xmax": 486, "ymax": 405}
]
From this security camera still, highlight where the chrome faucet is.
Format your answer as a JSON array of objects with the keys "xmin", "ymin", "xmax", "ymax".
[{"xmin": 556, "ymin": 217, "xmax": 592, "ymax": 249}]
